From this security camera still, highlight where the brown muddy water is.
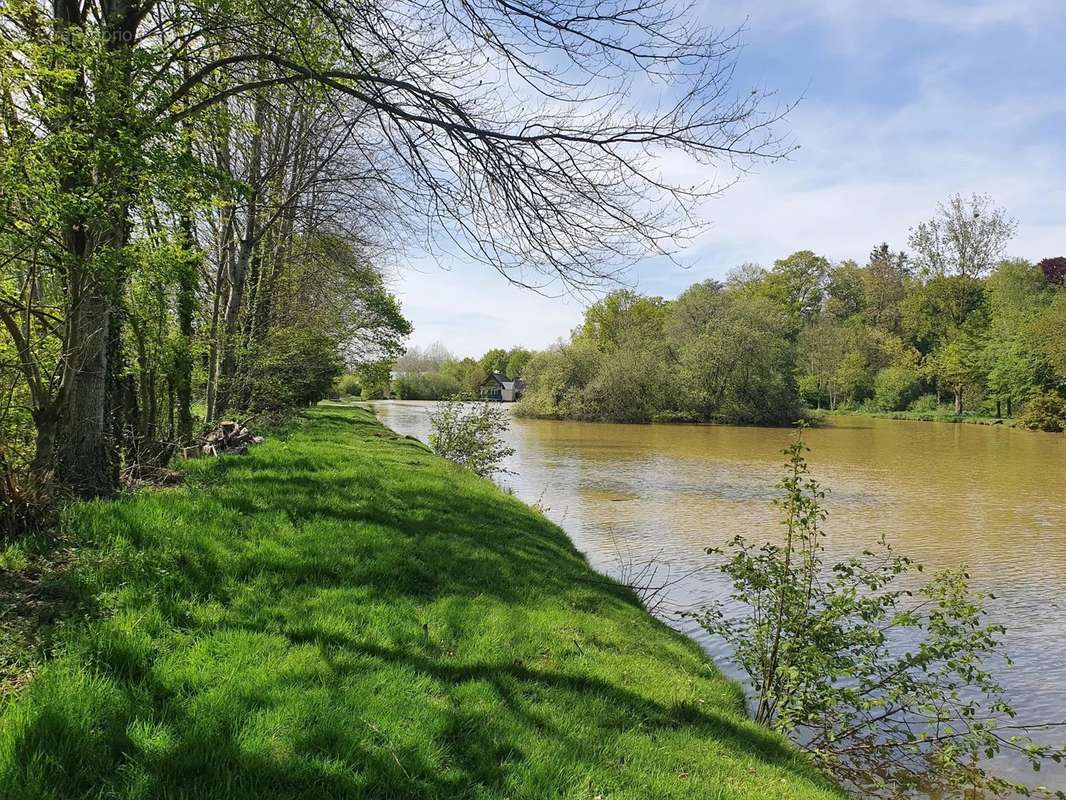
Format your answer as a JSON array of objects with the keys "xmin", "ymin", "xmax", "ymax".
[{"xmin": 368, "ymin": 400, "xmax": 1066, "ymax": 795}]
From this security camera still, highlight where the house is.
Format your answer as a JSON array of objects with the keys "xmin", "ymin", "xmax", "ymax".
[{"xmin": 480, "ymin": 372, "xmax": 526, "ymax": 402}]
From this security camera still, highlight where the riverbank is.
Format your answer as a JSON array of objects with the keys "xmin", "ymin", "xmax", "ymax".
[
  {"xmin": 810, "ymin": 407, "xmax": 1018, "ymax": 427},
  {"xmin": 0, "ymin": 406, "xmax": 838, "ymax": 799}
]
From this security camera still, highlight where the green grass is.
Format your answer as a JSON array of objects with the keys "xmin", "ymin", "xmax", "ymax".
[{"xmin": 0, "ymin": 407, "xmax": 839, "ymax": 800}]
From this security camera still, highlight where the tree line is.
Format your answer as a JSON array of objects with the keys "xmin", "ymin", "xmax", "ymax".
[
  {"xmin": 516, "ymin": 194, "xmax": 1066, "ymax": 429},
  {"xmin": 1, "ymin": 0, "xmax": 782, "ymax": 508},
  {"xmin": 334, "ymin": 343, "xmax": 533, "ymax": 401}
]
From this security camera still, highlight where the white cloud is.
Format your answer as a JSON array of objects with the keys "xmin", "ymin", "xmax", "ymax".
[{"xmin": 390, "ymin": 3, "xmax": 1066, "ymax": 355}]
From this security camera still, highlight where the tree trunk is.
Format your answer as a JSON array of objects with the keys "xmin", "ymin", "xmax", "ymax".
[
  {"xmin": 176, "ymin": 216, "xmax": 196, "ymax": 441},
  {"xmin": 56, "ymin": 288, "xmax": 117, "ymax": 497},
  {"xmin": 954, "ymin": 387, "xmax": 963, "ymax": 415}
]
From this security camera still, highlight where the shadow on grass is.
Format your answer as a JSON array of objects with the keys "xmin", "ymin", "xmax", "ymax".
[{"xmin": 0, "ymin": 407, "xmax": 839, "ymax": 800}]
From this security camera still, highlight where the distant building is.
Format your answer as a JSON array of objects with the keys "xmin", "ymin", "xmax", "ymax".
[{"xmin": 480, "ymin": 372, "xmax": 526, "ymax": 402}]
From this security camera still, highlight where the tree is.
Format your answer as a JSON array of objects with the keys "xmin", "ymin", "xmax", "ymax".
[
  {"xmin": 983, "ymin": 260, "xmax": 1052, "ymax": 416},
  {"xmin": 908, "ymin": 193, "xmax": 1017, "ymax": 279},
  {"xmin": 478, "ymin": 348, "xmax": 510, "ymax": 376},
  {"xmin": 579, "ymin": 290, "xmax": 668, "ymax": 351},
  {"xmin": 797, "ymin": 317, "xmax": 846, "ymax": 409},
  {"xmin": 1037, "ymin": 257, "xmax": 1066, "ymax": 286},
  {"xmin": 2, "ymin": 0, "xmax": 790, "ymax": 497},
  {"xmin": 862, "ymin": 243, "xmax": 910, "ymax": 334},
  {"xmin": 926, "ymin": 322, "xmax": 988, "ymax": 414},
  {"xmin": 504, "ymin": 348, "xmax": 533, "ymax": 380},
  {"xmin": 1031, "ymin": 293, "xmax": 1066, "ymax": 383},
  {"xmin": 674, "ymin": 294, "xmax": 798, "ymax": 424},
  {"xmin": 767, "ymin": 250, "xmax": 832, "ymax": 324},
  {"xmin": 902, "ymin": 276, "xmax": 986, "ymax": 354},
  {"xmin": 824, "ymin": 260, "xmax": 865, "ymax": 322}
]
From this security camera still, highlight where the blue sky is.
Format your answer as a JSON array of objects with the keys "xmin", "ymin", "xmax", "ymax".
[{"xmin": 391, "ymin": 0, "xmax": 1066, "ymax": 357}]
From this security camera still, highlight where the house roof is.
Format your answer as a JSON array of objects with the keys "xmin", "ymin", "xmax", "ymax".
[{"xmin": 483, "ymin": 372, "xmax": 525, "ymax": 391}]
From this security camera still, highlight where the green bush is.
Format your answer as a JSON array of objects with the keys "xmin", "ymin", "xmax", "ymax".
[
  {"xmin": 393, "ymin": 372, "xmax": 461, "ymax": 400},
  {"xmin": 428, "ymin": 399, "xmax": 515, "ymax": 477},
  {"xmin": 1017, "ymin": 391, "xmax": 1066, "ymax": 432},
  {"xmin": 908, "ymin": 394, "xmax": 940, "ymax": 413},
  {"xmin": 873, "ymin": 366, "xmax": 921, "ymax": 411}
]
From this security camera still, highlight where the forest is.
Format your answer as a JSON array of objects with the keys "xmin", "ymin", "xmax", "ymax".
[{"xmin": 517, "ymin": 196, "xmax": 1066, "ymax": 429}]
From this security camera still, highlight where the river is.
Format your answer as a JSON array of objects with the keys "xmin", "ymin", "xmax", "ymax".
[{"xmin": 368, "ymin": 400, "xmax": 1066, "ymax": 795}]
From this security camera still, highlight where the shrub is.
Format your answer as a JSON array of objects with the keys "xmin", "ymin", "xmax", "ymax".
[
  {"xmin": 908, "ymin": 393, "xmax": 940, "ymax": 412},
  {"xmin": 1017, "ymin": 390, "xmax": 1066, "ymax": 432},
  {"xmin": 873, "ymin": 366, "xmax": 920, "ymax": 411},
  {"xmin": 0, "ymin": 456, "xmax": 59, "ymax": 540},
  {"xmin": 428, "ymin": 400, "xmax": 515, "ymax": 478}
]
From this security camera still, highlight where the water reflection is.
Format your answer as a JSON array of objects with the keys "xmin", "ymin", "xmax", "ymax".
[{"xmin": 369, "ymin": 401, "xmax": 1066, "ymax": 794}]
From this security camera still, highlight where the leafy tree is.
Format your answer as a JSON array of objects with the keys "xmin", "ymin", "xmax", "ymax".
[
  {"xmin": 824, "ymin": 259, "xmax": 865, "ymax": 322},
  {"xmin": 926, "ymin": 322, "xmax": 988, "ymax": 414},
  {"xmin": 676, "ymin": 294, "xmax": 798, "ymax": 424},
  {"xmin": 478, "ymin": 348, "xmax": 510, "ymax": 376},
  {"xmin": 1037, "ymin": 256, "xmax": 1066, "ymax": 286},
  {"xmin": 797, "ymin": 317, "xmax": 847, "ymax": 409},
  {"xmin": 579, "ymin": 290, "xmax": 668, "ymax": 351},
  {"xmin": 902, "ymin": 275, "xmax": 986, "ymax": 354},
  {"xmin": 767, "ymin": 250, "xmax": 833, "ymax": 324},
  {"xmin": 504, "ymin": 348, "xmax": 533, "ymax": 380},
  {"xmin": 982, "ymin": 260, "xmax": 1053, "ymax": 416},
  {"xmin": 862, "ymin": 243, "xmax": 910, "ymax": 334},
  {"xmin": 1031, "ymin": 293, "xmax": 1066, "ymax": 383},
  {"xmin": 908, "ymin": 193, "xmax": 1017, "ymax": 279}
]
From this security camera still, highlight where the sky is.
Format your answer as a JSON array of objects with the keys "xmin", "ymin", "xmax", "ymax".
[{"xmin": 390, "ymin": 0, "xmax": 1066, "ymax": 358}]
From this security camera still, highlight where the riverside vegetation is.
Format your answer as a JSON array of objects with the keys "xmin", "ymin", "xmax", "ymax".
[
  {"xmin": 0, "ymin": 406, "xmax": 841, "ymax": 800},
  {"xmin": 511, "ymin": 199, "xmax": 1066, "ymax": 430}
]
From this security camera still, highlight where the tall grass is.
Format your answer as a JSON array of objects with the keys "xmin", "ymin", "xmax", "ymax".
[{"xmin": 0, "ymin": 407, "xmax": 839, "ymax": 799}]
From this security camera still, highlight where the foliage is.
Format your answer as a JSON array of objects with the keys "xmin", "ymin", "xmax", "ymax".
[
  {"xmin": 908, "ymin": 193, "xmax": 1017, "ymax": 279},
  {"xmin": 242, "ymin": 327, "xmax": 346, "ymax": 413},
  {"xmin": 519, "ymin": 288, "xmax": 799, "ymax": 425},
  {"xmin": 1038, "ymin": 257, "xmax": 1066, "ymax": 286},
  {"xmin": 394, "ymin": 372, "xmax": 461, "ymax": 400},
  {"xmin": 650, "ymin": 410, "xmax": 701, "ymax": 423},
  {"xmin": 428, "ymin": 400, "xmax": 516, "ymax": 478},
  {"xmin": 1017, "ymin": 391, "xmax": 1066, "ymax": 433},
  {"xmin": 872, "ymin": 365, "xmax": 921, "ymax": 411},
  {"xmin": 0, "ymin": 407, "xmax": 839, "ymax": 800},
  {"xmin": 908, "ymin": 393, "xmax": 941, "ymax": 412},
  {"xmin": 333, "ymin": 373, "xmax": 362, "ymax": 398},
  {"xmin": 690, "ymin": 432, "xmax": 1066, "ymax": 797}
]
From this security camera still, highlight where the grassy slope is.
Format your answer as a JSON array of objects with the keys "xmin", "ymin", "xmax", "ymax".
[{"xmin": 0, "ymin": 407, "xmax": 839, "ymax": 800}]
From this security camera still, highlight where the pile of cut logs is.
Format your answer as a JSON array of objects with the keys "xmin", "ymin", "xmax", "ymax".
[{"xmin": 182, "ymin": 420, "xmax": 264, "ymax": 459}]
